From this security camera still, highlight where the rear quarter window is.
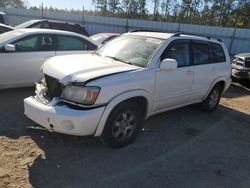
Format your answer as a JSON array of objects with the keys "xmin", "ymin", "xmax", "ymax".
[{"xmin": 212, "ymin": 43, "xmax": 226, "ymax": 63}]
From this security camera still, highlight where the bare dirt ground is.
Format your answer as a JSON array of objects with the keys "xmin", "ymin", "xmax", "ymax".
[{"xmin": 0, "ymin": 81, "xmax": 250, "ymax": 188}]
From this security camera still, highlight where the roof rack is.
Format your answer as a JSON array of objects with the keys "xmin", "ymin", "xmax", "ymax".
[
  {"xmin": 172, "ymin": 32, "xmax": 181, "ymax": 37},
  {"xmin": 171, "ymin": 32, "xmax": 223, "ymax": 42}
]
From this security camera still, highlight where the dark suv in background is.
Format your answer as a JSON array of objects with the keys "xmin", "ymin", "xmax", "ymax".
[
  {"xmin": 0, "ymin": 12, "xmax": 6, "ymax": 24},
  {"xmin": 15, "ymin": 19, "xmax": 89, "ymax": 36}
]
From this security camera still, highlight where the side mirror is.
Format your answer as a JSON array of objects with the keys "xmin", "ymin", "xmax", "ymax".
[
  {"xmin": 4, "ymin": 44, "xmax": 15, "ymax": 52},
  {"xmin": 160, "ymin": 58, "xmax": 177, "ymax": 71}
]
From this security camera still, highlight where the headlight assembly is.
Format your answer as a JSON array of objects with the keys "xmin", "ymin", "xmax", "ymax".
[{"xmin": 61, "ymin": 85, "xmax": 100, "ymax": 105}]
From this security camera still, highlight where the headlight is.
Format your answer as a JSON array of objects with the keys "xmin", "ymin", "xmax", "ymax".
[{"xmin": 61, "ymin": 85, "xmax": 100, "ymax": 105}]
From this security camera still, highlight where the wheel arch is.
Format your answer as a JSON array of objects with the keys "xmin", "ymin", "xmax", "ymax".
[
  {"xmin": 202, "ymin": 77, "xmax": 228, "ymax": 101},
  {"xmin": 94, "ymin": 89, "xmax": 152, "ymax": 137}
]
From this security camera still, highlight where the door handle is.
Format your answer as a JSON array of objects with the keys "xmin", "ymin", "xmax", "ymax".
[{"xmin": 186, "ymin": 70, "xmax": 194, "ymax": 75}]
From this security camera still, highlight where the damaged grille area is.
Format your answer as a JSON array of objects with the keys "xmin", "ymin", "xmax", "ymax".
[
  {"xmin": 235, "ymin": 58, "xmax": 244, "ymax": 67},
  {"xmin": 44, "ymin": 74, "xmax": 63, "ymax": 100}
]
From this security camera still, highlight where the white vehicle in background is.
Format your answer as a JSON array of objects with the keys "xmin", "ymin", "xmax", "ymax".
[
  {"xmin": 24, "ymin": 31, "xmax": 231, "ymax": 148},
  {"xmin": 0, "ymin": 23, "xmax": 13, "ymax": 34},
  {"xmin": 90, "ymin": 33, "xmax": 120, "ymax": 44},
  {"xmin": 0, "ymin": 29, "xmax": 98, "ymax": 89}
]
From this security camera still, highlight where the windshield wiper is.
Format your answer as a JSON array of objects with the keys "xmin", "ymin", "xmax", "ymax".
[{"xmin": 105, "ymin": 56, "xmax": 132, "ymax": 65}]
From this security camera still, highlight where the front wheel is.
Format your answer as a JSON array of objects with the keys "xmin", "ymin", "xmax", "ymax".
[
  {"xmin": 200, "ymin": 85, "xmax": 221, "ymax": 112},
  {"xmin": 101, "ymin": 102, "xmax": 143, "ymax": 149}
]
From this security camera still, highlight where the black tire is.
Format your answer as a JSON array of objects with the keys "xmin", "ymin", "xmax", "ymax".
[
  {"xmin": 200, "ymin": 84, "xmax": 222, "ymax": 112},
  {"xmin": 101, "ymin": 101, "xmax": 143, "ymax": 149},
  {"xmin": 231, "ymin": 76, "xmax": 237, "ymax": 82}
]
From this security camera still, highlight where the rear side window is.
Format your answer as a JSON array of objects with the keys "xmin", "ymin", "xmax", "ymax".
[
  {"xmin": 191, "ymin": 42, "xmax": 210, "ymax": 65},
  {"xmin": 191, "ymin": 41, "xmax": 226, "ymax": 65},
  {"xmin": 56, "ymin": 35, "xmax": 97, "ymax": 51},
  {"xmin": 212, "ymin": 43, "xmax": 226, "ymax": 62},
  {"xmin": 192, "ymin": 42, "xmax": 213, "ymax": 65}
]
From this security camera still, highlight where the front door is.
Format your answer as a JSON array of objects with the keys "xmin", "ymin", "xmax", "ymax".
[
  {"xmin": 0, "ymin": 34, "xmax": 55, "ymax": 88},
  {"xmin": 153, "ymin": 39, "xmax": 194, "ymax": 112}
]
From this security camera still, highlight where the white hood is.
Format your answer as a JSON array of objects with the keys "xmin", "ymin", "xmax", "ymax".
[{"xmin": 43, "ymin": 54, "xmax": 139, "ymax": 84}]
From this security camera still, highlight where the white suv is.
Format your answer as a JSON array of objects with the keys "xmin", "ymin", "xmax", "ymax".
[{"xmin": 24, "ymin": 31, "xmax": 231, "ymax": 148}]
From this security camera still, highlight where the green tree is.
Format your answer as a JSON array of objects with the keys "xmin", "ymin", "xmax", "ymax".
[
  {"xmin": 138, "ymin": 0, "xmax": 147, "ymax": 17},
  {"xmin": 108, "ymin": 0, "xmax": 120, "ymax": 15},
  {"xmin": 92, "ymin": 0, "xmax": 108, "ymax": 15},
  {"xmin": 0, "ymin": 0, "xmax": 25, "ymax": 8},
  {"xmin": 152, "ymin": 0, "xmax": 160, "ymax": 20},
  {"xmin": 161, "ymin": 0, "xmax": 171, "ymax": 20}
]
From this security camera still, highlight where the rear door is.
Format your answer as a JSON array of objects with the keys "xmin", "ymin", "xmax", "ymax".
[
  {"xmin": 191, "ymin": 40, "xmax": 226, "ymax": 100},
  {"xmin": 55, "ymin": 35, "xmax": 97, "ymax": 56},
  {"xmin": 0, "ymin": 34, "xmax": 56, "ymax": 87}
]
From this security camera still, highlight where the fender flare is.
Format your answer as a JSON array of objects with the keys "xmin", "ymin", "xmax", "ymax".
[
  {"xmin": 94, "ymin": 89, "xmax": 153, "ymax": 137},
  {"xmin": 202, "ymin": 77, "xmax": 229, "ymax": 101}
]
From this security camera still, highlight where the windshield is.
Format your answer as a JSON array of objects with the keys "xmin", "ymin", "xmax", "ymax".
[
  {"xmin": 15, "ymin": 20, "xmax": 39, "ymax": 29},
  {"xmin": 96, "ymin": 35, "xmax": 164, "ymax": 67}
]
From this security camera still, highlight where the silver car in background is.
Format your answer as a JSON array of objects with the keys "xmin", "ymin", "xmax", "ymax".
[{"xmin": 231, "ymin": 53, "xmax": 250, "ymax": 80}]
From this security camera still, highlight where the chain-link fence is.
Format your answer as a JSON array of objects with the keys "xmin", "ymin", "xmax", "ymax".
[{"xmin": 1, "ymin": 7, "xmax": 250, "ymax": 55}]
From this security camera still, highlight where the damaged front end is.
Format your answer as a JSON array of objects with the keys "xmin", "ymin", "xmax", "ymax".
[
  {"xmin": 34, "ymin": 74, "xmax": 63, "ymax": 106},
  {"xmin": 24, "ymin": 73, "xmax": 105, "ymax": 136}
]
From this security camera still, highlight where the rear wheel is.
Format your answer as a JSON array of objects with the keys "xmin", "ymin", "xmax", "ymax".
[
  {"xmin": 101, "ymin": 102, "xmax": 143, "ymax": 149},
  {"xmin": 200, "ymin": 84, "xmax": 221, "ymax": 112}
]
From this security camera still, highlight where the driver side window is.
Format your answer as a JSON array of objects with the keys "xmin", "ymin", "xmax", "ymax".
[
  {"xmin": 13, "ymin": 34, "xmax": 55, "ymax": 52},
  {"xmin": 161, "ymin": 40, "xmax": 190, "ymax": 67},
  {"xmin": 13, "ymin": 35, "xmax": 40, "ymax": 52}
]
